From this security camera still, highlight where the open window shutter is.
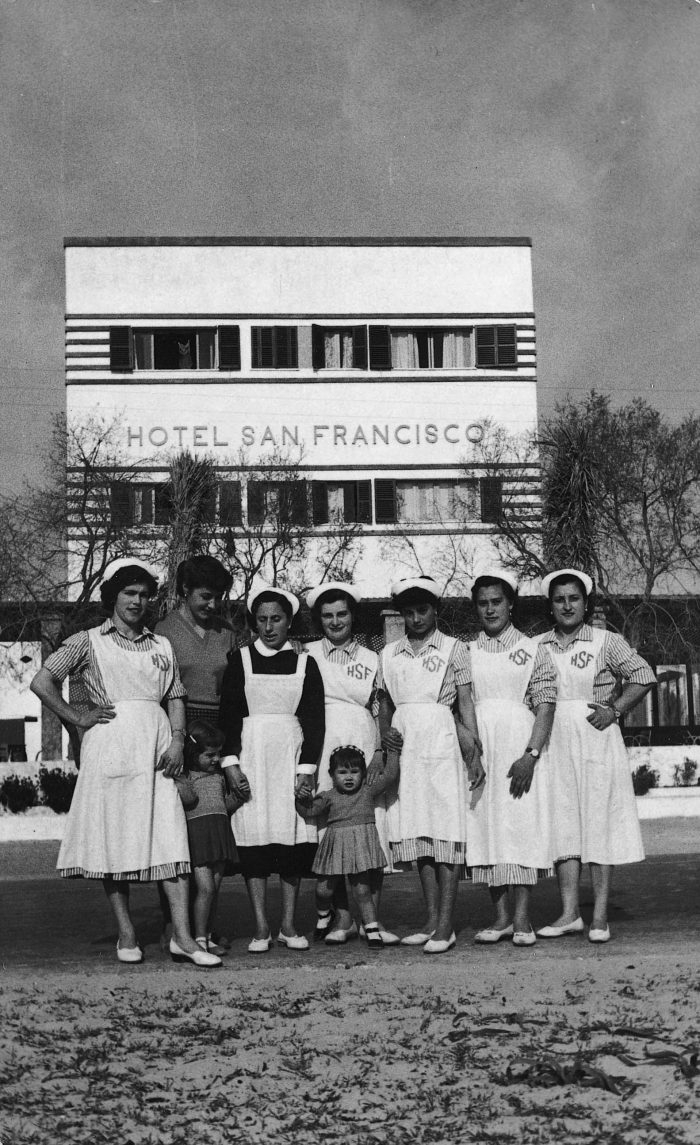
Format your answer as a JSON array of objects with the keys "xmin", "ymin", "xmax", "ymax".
[
  {"xmin": 219, "ymin": 481, "xmax": 242, "ymax": 526},
  {"xmin": 200, "ymin": 486, "xmax": 217, "ymax": 525},
  {"xmin": 374, "ymin": 479, "xmax": 397, "ymax": 523},
  {"xmin": 154, "ymin": 483, "xmax": 172, "ymax": 526},
  {"xmin": 312, "ymin": 482, "xmax": 329, "ymax": 525},
  {"xmin": 368, "ymin": 326, "xmax": 392, "ymax": 370},
  {"xmin": 475, "ymin": 327, "xmax": 497, "ymax": 368},
  {"xmin": 218, "ymin": 326, "xmax": 241, "ymax": 370},
  {"xmin": 356, "ymin": 480, "xmax": 372, "ymax": 523},
  {"xmin": 480, "ymin": 477, "xmax": 503, "ymax": 524},
  {"xmin": 109, "ymin": 327, "xmax": 134, "ymax": 372},
  {"xmin": 311, "ymin": 325, "xmax": 325, "ymax": 371},
  {"xmin": 496, "ymin": 325, "xmax": 517, "ymax": 367},
  {"xmin": 352, "ymin": 326, "xmax": 368, "ymax": 370},
  {"xmin": 342, "ymin": 483, "xmax": 356, "ymax": 522},
  {"xmin": 110, "ymin": 481, "xmax": 132, "ymax": 527},
  {"xmin": 247, "ymin": 481, "xmax": 266, "ymax": 525}
]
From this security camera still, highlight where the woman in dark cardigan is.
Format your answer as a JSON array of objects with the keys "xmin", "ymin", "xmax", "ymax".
[{"xmin": 219, "ymin": 584, "xmax": 325, "ymax": 951}]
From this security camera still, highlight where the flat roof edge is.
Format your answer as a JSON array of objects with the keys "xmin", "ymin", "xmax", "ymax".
[{"xmin": 63, "ymin": 236, "xmax": 532, "ymax": 249}]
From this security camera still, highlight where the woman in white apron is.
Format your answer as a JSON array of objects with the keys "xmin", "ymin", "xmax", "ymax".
[
  {"xmin": 220, "ymin": 585, "xmax": 325, "ymax": 952},
  {"xmin": 305, "ymin": 581, "xmax": 399, "ymax": 946},
  {"xmin": 536, "ymin": 569, "xmax": 655, "ymax": 944},
  {"xmin": 378, "ymin": 577, "xmax": 484, "ymax": 954},
  {"xmin": 461, "ymin": 571, "xmax": 556, "ymax": 947},
  {"xmin": 30, "ymin": 559, "xmax": 221, "ymax": 968}
]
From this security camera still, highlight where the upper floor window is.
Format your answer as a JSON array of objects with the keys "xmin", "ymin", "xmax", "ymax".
[
  {"xmin": 373, "ymin": 478, "xmax": 500, "ymax": 525},
  {"xmin": 367, "ymin": 326, "xmax": 472, "ymax": 370},
  {"xmin": 311, "ymin": 481, "xmax": 372, "ymax": 525},
  {"xmin": 251, "ymin": 326, "xmax": 298, "ymax": 369},
  {"xmin": 311, "ymin": 326, "xmax": 368, "ymax": 370},
  {"xmin": 109, "ymin": 480, "xmax": 242, "ymax": 528},
  {"xmin": 109, "ymin": 326, "xmax": 240, "ymax": 372},
  {"xmin": 247, "ymin": 480, "xmax": 308, "ymax": 526},
  {"xmin": 475, "ymin": 325, "xmax": 517, "ymax": 369}
]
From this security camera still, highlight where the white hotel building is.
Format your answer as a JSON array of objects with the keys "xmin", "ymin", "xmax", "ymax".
[{"xmin": 64, "ymin": 238, "xmax": 540, "ymax": 597}]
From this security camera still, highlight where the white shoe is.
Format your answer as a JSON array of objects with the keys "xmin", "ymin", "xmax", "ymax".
[
  {"xmin": 247, "ymin": 934, "xmax": 273, "ymax": 953},
  {"xmin": 423, "ymin": 932, "xmax": 456, "ymax": 954},
  {"xmin": 400, "ymin": 930, "xmax": 435, "ymax": 946},
  {"xmin": 277, "ymin": 932, "xmax": 310, "ymax": 951},
  {"xmin": 536, "ymin": 917, "xmax": 585, "ymax": 938},
  {"xmin": 169, "ymin": 939, "xmax": 222, "ymax": 967},
  {"xmin": 474, "ymin": 924, "xmax": 514, "ymax": 944},
  {"xmin": 116, "ymin": 941, "xmax": 143, "ymax": 964},
  {"xmin": 325, "ymin": 921, "xmax": 359, "ymax": 945},
  {"xmin": 359, "ymin": 924, "xmax": 401, "ymax": 945},
  {"xmin": 588, "ymin": 926, "xmax": 611, "ymax": 943},
  {"xmin": 512, "ymin": 930, "xmax": 537, "ymax": 947}
]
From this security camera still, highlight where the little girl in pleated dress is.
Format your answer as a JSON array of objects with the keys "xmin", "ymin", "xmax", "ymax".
[
  {"xmin": 175, "ymin": 720, "xmax": 245, "ymax": 955},
  {"xmin": 296, "ymin": 744, "xmax": 399, "ymax": 949}
]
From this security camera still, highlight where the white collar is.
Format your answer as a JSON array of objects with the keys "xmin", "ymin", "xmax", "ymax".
[{"xmin": 253, "ymin": 638, "xmax": 293, "ymax": 658}]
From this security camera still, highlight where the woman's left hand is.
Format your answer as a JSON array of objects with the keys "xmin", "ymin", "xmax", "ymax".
[
  {"xmin": 507, "ymin": 754, "xmax": 536, "ymax": 799},
  {"xmin": 586, "ymin": 703, "xmax": 618, "ymax": 731},
  {"xmin": 157, "ymin": 740, "xmax": 185, "ymax": 777},
  {"xmin": 466, "ymin": 755, "xmax": 486, "ymax": 791},
  {"xmin": 295, "ymin": 775, "xmax": 314, "ymax": 800}
]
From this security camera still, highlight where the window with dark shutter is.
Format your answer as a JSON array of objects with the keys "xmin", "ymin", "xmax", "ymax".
[
  {"xmin": 476, "ymin": 326, "xmax": 517, "ymax": 369},
  {"xmin": 312, "ymin": 482, "xmax": 329, "ymax": 525},
  {"xmin": 110, "ymin": 481, "xmax": 133, "ymax": 527},
  {"xmin": 219, "ymin": 481, "xmax": 242, "ymax": 526},
  {"xmin": 311, "ymin": 326, "xmax": 325, "ymax": 371},
  {"xmin": 218, "ymin": 326, "xmax": 241, "ymax": 371},
  {"xmin": 251, "ymin": 326, "xmax": 298, "ymax": 368},
  {"xmin": 247, "ymin": 482, "xmax": 266, "ymax": 525},
  {"xmin": 352, "ymin": 326, "xmax": 368, "ymax": 370},
  {"xmin": 109, "ymin": 327, "xmax": 134, "ymax": 373},
  {"xmin": 154, "ymin": 484, "xmax": 172, "ymax": 526},
  {"xmin": 280, "ymin": 481, "xmax": 308, "ymax": 526},
  {"xmin": 480, "ymin": 477, "xmax": 503, "ymax": 524},
  {"xmin": 355, "ymin": 480, "xmax": 372, "ymax": 523},
  {"xmin": 374, "ymin": 479, "xmax": 397, "ymax": 524},
  {"xmin": 369, "ymin": 326, "xmax": 392, "ymax": 371}
]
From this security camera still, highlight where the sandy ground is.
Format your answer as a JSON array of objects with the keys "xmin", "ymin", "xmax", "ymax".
[{"xmin": 1, "ymin": 820, "xmax": 699, "ymax": 1144}]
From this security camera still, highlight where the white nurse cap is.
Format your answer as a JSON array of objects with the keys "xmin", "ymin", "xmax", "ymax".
[
  {"xmin": 540, "ymin": 568, "xmax": 594, "ymax": 598},
  {"xmin": 247, "ymin": 581, "xmax": 300, "ymax": 617},
  {"xmin": 305, "ymin": 582, "xmax": 362, "ymax": 609}
]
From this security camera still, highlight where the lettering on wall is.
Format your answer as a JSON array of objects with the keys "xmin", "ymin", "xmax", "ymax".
[{"xmin": 125, "ymin": 422, "xmax": 486, "ymax": 450}]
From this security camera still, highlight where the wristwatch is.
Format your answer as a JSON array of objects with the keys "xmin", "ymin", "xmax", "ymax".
[
  {"xmin": 609, "ymin": 705, "xmax": 622, "ymax": 720},
  {"xmin": 525, "ymin": 746, "xmax": 540, "ymax": 759}
]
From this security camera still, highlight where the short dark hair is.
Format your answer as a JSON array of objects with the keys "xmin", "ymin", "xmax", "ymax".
[
  {"xmin": 100, "ymin": 565, "xmax": 158, "ymax": 610},
  {"xmin": 185, "ymin": 719, "xmax": 225, "ymax": 771},
  {"xmin": 547, "ymin": 573, "xmax": 595, "ymax": 621},
  {"xmin": 312, "ymin": 589, "xmax": 358, "ymax": 631},
  {"xmin": 471, "ymin": 575, "xmax": 517, "ymax": 607},
  {"xmin": 328, "ymin": 745, "xmax": 367, "ymax": 777},
  {"xmin": 394, "ymin": 587, "xmax": 439, "ymax": 610},
  {"xmin": 177, "ymin": 555, "xmax": 233, "ymax": 597},
  {"xmin": 249, "ymin": 590, "xmax": 294, "ymax": 626}
]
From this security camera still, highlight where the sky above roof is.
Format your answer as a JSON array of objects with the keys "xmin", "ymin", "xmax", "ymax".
[{"xmin": 2, "ymin": 0, "xmax": 699, "ymax": 493}]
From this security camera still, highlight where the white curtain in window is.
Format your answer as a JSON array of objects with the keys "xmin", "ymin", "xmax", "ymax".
[
  {"xmin": 442, "ymin": 330, "xmax": 471, "ymax": 369},
  {"xmin": 197, "ymin": 331, "xmax": 216, "ymax": 369},
  {"xmin": 326, "ymin": 484, "xmax": 346, "ymax": 521},
  {"xmin": 391, "ymin": 331, "xmax": 420, "ymax": 369},
  {"xmin": 134, "ymin": 333, "xmax": 154, "ymax": 370},
  {"xmin": 324, "ymin": 331, "xmax": 354, "ymax": 368},
  {"xmin": 397, "ymin": 481, "xmax": 479, "ymax": 523}
]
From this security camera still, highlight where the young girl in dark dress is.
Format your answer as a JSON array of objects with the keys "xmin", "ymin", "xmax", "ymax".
[
  {"xmin": 175, "ymin": 721, "xmax": 244, "ymax": 954},
  {"xmin": 296, "ymin": 745, "xmax": 399, "ymax": 949}
]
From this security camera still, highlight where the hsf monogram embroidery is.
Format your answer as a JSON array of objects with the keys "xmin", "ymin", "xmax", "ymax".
[
  {"xmin": 346, "ymin": 662, "xmax": 373, "ymax": 681},
  {"xmin": 570, "ymin": 651, "xmax": 594, "ymax": 670},
  {"xmin": 509, "ymin": 647, "xmax": 532, "ymax": 666},
  {"xmin": 421, "ymin": 654, "xmax": 445, "ymax": 674},
  {"xmin": 151, "ymin": 652, "xmax": 170, "ymax": 671}
]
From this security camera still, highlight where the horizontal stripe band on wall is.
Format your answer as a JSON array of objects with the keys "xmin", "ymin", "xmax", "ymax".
[
  {"xmin": 64, "ymin": 236, "xmax": 533, "ymax": 248},
  {"xmin": 65, "ymin": 312, "xmax": 536, "ymax": 322}
]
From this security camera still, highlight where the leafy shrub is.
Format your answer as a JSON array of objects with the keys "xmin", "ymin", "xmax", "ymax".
[
  {"xmin": 632, "ymin": 764, "xmax": 659, "ymax": 796},
  {"xmin": 0, "ymin": 774, "xmax": 39, "ymax": 813},
  {"xmin": 672, "ymin": 758, "xmax": 698, "ymax": 788},
  {"xmin": 38, "ymin": 767, "xmax": 77, "ymax": 813}
]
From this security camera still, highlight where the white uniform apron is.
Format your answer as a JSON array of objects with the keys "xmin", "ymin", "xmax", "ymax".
[
  {"xmin": 58, "ymin": 629, "xmax": 190, "ymax": 878},
  {"xmin": 234, "ymin": 647, "xmax": 317, "ymax": 847},
  {"xmin": 545, "ymin": 628, "xmax": 644, "ymax": 865},
  {"xmin": 306, "ymin": 642, "xmax": 390, "ymax": 855},
  {"xmin": 382, "ymin": 636, "xmax": 468, "ymax": 848},
  {"xmin": 466, "ymin": 636, "xmax": 552, "ymax": 869}
]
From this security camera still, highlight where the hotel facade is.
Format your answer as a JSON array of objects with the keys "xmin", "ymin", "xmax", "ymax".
[{"xmin": 64, "ymin": 238, "xmax": 540, "ymax": 598}]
